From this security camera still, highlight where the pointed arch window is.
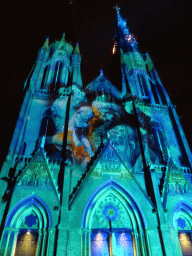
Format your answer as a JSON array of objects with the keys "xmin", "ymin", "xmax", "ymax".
[
  {"xmin": 150, "ymin": 81, "xmax": 160, "ymax": 104},
  {"xmin": 138, "ymin": 74, "xmax": 148, "ymax": 97},
  {"xmin": 81, "ymin": 181, "xmax": 149, "ymax": 256},
  {"xmin": 173, "ymin": 202, "xmax": 192, "ymax": 256},
  {"xmin": 39, "ymin": 107, "xmax": 57, "ymax": 138},
  {"xmin": 41, "ymin": 65, "xmax": 50, "ymax": 89},
  {"xmin": 52, "ymin": 61, "xmax": 63, "ymax": 90},
  {"xmin": 0, "ymin": 196, "xmax": 52, "ymax": 256}
]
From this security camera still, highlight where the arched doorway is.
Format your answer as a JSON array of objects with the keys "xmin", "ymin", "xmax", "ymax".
[
  {"xmin": 0, "ymin": 195, "xmax": 52, "ymax": 256},
  {"xmin": 81, "ymin": 180, "xmax": 148, "ymax": 256}
]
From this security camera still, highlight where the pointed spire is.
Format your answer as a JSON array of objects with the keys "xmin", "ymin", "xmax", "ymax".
[
  {"xmin": 61, "ymin": 32, "xmax": 66, "ymax": 42},
  {"xmin": 114, "ymin": 6, "xmax": 129, "ymax": 36},
  {"xmin": 100, "ymin": 69, "xmax": 104, "ymax": 76},
  {"xmin": 74, "ymin": 42, "xmax": 80, "ymax": 54},
  {"xmin": 114, "ymin": 6, "xmax": 138, "ymax": 51},
  {"xmin": 44, "ymin": 37, "xmax": 49, "ymax": 50}
]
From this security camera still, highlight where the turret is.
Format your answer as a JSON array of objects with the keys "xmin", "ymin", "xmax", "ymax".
[{"xmin": 25, "ymin": 34, "xmax": 75, "ymax": 92}]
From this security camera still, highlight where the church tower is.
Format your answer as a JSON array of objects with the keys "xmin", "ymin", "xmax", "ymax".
[{"xmin": 0, "ymin": 7, "xmax": 192, "ymax": 256}]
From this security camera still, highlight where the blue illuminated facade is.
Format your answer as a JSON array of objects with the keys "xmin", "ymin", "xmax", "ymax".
[{"xmin": 0, "ymin": 8, "xmax": 192, "ymax": 256}]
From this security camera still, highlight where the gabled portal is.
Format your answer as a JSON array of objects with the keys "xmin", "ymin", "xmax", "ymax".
[{"xmin": 81, "ymin": 180, "xmax": 148, "ymax": 256}]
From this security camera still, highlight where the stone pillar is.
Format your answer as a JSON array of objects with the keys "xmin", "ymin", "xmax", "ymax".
[
  {"xmin": 139, "ymin": 229, "xmax": 149, "ymax": 256},
  {"xmin": 36, "ymin": 229, "xmax": 42, "ymax": 256},
  {"xmin": 145, "ymin": 228, "xmax": 164, "ymax": 256},
  {"xmin": 88, "ymin": 230, "xmax": 91, "ymax": 256},
  {"xmin": 46, "ymin": 228, "xmax": 53, "ymax": 256},
  {"xmin": 132, "ymin": 229, "xmax": 141, "ymax": 256},
  {"xmin": 3, "ymin": 228, "xmax": 12, "ymax": 256},
  {"xmin": 41, "ymin": 228, "xmax": 48, "ymax": 255},
  {"xmin": 131, "ymin": 232, "xmax": 137, "ymax": 256},
  {"xmin": 144, "ymin": 229, "xmax": 152, "ymax": 256},
  {"xmin": 47, "ymin": 63, "xmax": 55, "ymax": 87},
  {"xmin": 11, "ymin": 228, "xmax": 19, "ymax": 256},
  {"xmin": 81, "ymin": 229, "xmax": 91, "ymax": 256}
]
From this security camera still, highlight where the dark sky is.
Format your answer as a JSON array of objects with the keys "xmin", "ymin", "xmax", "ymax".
[{"xmin": 0, "ymin": 0, "xmax": 191, "ymax": 163}]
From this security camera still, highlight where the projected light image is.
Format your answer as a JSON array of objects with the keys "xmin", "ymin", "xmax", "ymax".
[{"xmin": 0, "ymin": 3, "xmax": 191, "ymax": 256}]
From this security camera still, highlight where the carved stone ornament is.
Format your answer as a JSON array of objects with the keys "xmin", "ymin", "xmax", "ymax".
[
  {"xmin": 18, "ymin": 158, "xmax": 51, "ymax": 188},
  {"xmin": 167, "ymin": 159, "xmax": 192, "ymax": 195},
  {"xmin": 92, "ymin": 194, "xmax": 131, "ymax": 229},
  {"xmin": 91, "ymin": 142, "xmax": 132, "ymax": 179}
]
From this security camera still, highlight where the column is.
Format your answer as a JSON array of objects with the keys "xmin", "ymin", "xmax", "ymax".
[
  {"xmin": 144, "ymin": 228, "xmax": 152, "ymax": 256},
  {"xmin": 81, "ymin": 229, "xmax": 91, "ymax": 256},
  {"xmin": 47, "ymin": 63, "xmax": 55, "ymax": 88},
  {"xmin": 36, "ymin": 229, "xmax": 42, "ymax": 256},
  {"xmin": 145, "ymin": 227, "xmax": 164, "ymax": 256},
  {"xmin": 3, "ymin": 228, "xmax": 12, "ymax": 256},
  {"xmin": 41, "ymin": 228, "xmax": 48, "ymax": 255},
  {"xmin": 10, "ymin": 228, "xmax": 19, "ymax": 256},
  {"xmin": 132, "ymin": 229, "xmax": 141, "ymax": 256}
]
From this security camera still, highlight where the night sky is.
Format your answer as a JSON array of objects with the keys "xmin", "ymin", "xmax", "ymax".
[{"xmin": 0, "ymin": 0, "xmax": 191, "ymax": 163}]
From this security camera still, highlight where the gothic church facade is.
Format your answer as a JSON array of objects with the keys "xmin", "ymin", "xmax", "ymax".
[{"xmin": 0, "ymin": 8, "xmax": 192, "ymax": 256}]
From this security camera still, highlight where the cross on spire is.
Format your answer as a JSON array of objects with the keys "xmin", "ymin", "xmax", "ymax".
[{"xmin": 114, "ymin": 5, "xmax": 121, "ymax": 13}]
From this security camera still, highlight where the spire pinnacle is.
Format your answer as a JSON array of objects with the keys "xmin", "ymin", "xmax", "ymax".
[
  {"xmin": 115, "ymin": 7, "xmax": 138, "ymax": 51},
  {"xmin": 74, "ymin": 42, "xmax": 80, "ymax": 54},
  {"xmin": 114, "ymin": 5, "xmax": 121, "ymax": 13},
  {"xmin": 44, "ymin": 37, "xmax": 49, "ymax": 50},
  {"xmin": 115, "ymin": 8, "xmax": 129, "ymax": 36},
  {"xmin": 61, "ymin": 33, "xmax": 66, "ymax": 42}
]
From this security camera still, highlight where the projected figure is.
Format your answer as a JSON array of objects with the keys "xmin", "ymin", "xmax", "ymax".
[
  {"xmin": 49, "ymin": 106, "xmax": 98, "ymax": 159},
  {"xmin": 69, "ymin": 106, "xmax": 95, "ymax": 157}
]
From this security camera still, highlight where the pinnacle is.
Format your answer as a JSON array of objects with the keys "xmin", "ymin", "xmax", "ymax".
[
  {"xmin": 74, "ymin": 42, "xmax": 80, "ymax": 54},
  {"xmin": 44, "ymin": 37, "xmax": 49, "ymax": 50}
]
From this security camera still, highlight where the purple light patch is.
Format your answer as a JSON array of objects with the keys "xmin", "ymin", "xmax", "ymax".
[
  {"xmin": 177, "ymin": 217, "xmax": 186, "ymax": 229},
  {"xmin": 103, "ymin": 204, "xmax": 118, "ymax": 221},
  {"xmin": 25, "ymin": 214, "xmax": 37, "ymax": 227}
]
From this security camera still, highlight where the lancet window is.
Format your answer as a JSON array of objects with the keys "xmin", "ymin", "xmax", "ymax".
[{"xmin": 0, "ymin": 196, "xmax": 51, "ymax": 256}]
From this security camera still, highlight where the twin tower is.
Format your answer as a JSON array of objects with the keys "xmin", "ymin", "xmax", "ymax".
[{"xmin": 0, "ymin": 8, "xmax": 192, "ymax": 256}]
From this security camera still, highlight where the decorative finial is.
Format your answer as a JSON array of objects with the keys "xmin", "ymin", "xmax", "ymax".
[{"xmin": 114, "ymin": 5, "xmax": 121, "ymax": 13}]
